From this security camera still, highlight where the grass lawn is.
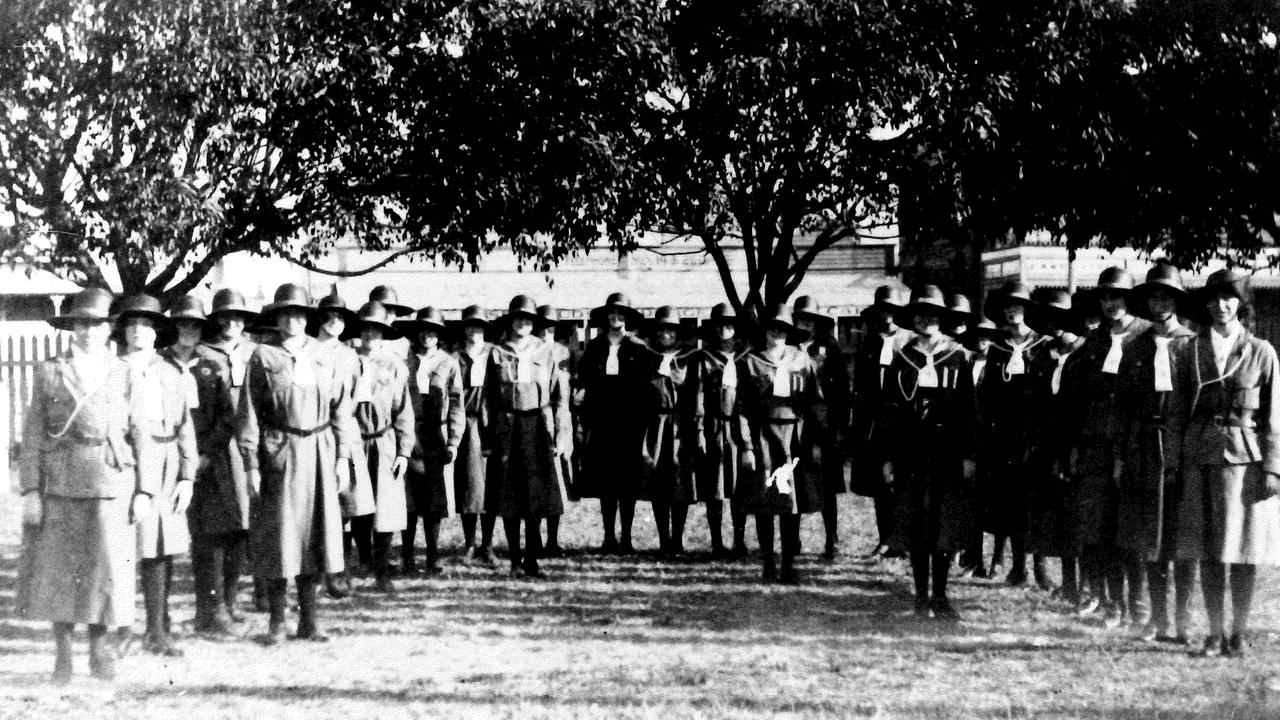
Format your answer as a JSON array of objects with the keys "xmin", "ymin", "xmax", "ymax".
[{"xmin": 0, "ymin": 490, "xmax": 1277, "ymax": 719}]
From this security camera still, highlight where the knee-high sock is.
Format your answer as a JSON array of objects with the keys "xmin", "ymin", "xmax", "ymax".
[
  {"xmin": 707, "ymin": 501, "xmax": 725, "ymax": 549},
  {"xmin": 756, "ymin": 514, "xmax": 776, "ymax": 559},
  {"xmin": 222, "ymin": 534, "xmax": 243, "ymax": 611},
  {"xmin": 1173, "ymin": 561, "xmax": 1196, "ymax": 633},
  {"xmin": 731, "ymin": 509, "xmax": 747, "ymax": 548},
  {"xmin": 461, "ymin": 514, "xmax": 478, "ymax": 547},
  {"xmin": 1009, "ymin": 534, "xmax": 1027, "ymax": 576},
  {"xmin": 600, "ymin": 498, "xmax": 618, "ymax": 543},
  {"xmin": 191, "ymin": 539, "xmax": 218, "ymax": 623},
  {"xmin": 780, "ymin": 515, "xmax": 800, "ymax": 572},
  {"xmin": 1147, "ymin": 561, "xmax": 1170, "ymax": 629},
  {"xmin": 1060, "ymin": 556, "xmax": 1079, "ymax": 596},
  {"xmin": 351, "ymin": 515, "xmax": 374, "ymax": 567},
  {"xmin": 140, "ymin": 558, "xmax": 166, "ymax": 637},
  {"xmin": 620, "ymin": 500, "xmax": 636, "ymax": 545},
  {"xmin": 932, "ymin": 551, "xmax": 950, "ymax": 600},
  {"xmin": 546, "ymin": 516, "xmax": 560, "ymax": 547},
  {"xmin": 1202, "ymin": 561, "xmax": 1227, "ymax": 637},
  {"xmin": 402, "ymin": 514, "xmax": 419, "ymax": 567},
  {"xmin": 822, "ymin": 493, "xmax": 839, "ymax": 546},
  {"xmin": 1125, "ymin": 554, "xmax": 1149, "ymax": 618},
  {"xmin": 296, "ymin": 575, "xmax": 319, "ymax": 631},
  {"xmin": 910, "ymin": 551, "xmax": 930, "ymax": 599},
  {"xmin": 524, "ymin": 517, "xmax": 543, "ymax": 568},
  {"xmin": 267, "ymin": 578, "xmax": 288, "ymax": 629},
  {"xmin": 874, "ymin": 491, "xmax": 895, "ymax": 545},
  {"xmin": 480, "ymin": 514, "xmax": 496, "ymax": 548},
  {"xmin": 991, "ymin": 535, "xmax": 1007, "ymax": 567},
  {"xmin": 1229, "ymin": 563, "xmax": 1257, "ymax": 636},
  {"xmin": 503, "ymin": 517, "xmax": 523, "ymax": 567},
  {"xmin": 425, "ymin": 520, "xmax": 441, "ymax": 566},
  {"xmin": 653, "ymin": 502, "xmax": 671, "ymax": 549},
  {"xmin": 671, "ymin": 504, "xmax": 688, "ymax": 549}
]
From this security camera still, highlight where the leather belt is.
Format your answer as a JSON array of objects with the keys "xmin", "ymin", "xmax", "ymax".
[
  {"xmin": 269, "ymin": 422, "xmax": 332, "ymax": 438},
  {"xmin": 60, "ymin": 434, "xmax": 105, "ymax": 446},
  {"xmin": 1208, "ymin": 415, "xmax": 1255, "ymax": 429},
  {"xmin": 151, "ymin": 432, "xmax": 180, "ymax": 444},
  {"xmin": 503, "ymin": 406, "xmax": 549, "ymax": 416},
  {"xmin": 766, "ymin": 417, "xmax": 799, "ymax": 426},
  {"xmin": 362, "ymin": 425, "xmax": 391, "ymax": 440}
]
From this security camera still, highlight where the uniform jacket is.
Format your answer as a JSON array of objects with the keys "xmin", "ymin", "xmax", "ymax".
[
  {"xmin": 574, "ymin": 333, "xmax": 649, "ymax": 499},
  {"xmin": 735, "ymin": 345, "xmax": 823, "ymax": 514},
  {"xmin": 851, "ymin": 326, "xmax": 913, "ymax": 494},
  {"xmin": 691, "ymin": 343, "xmax": 746, "ymax": 500},
  {"xmin": 638, "ymin": 345, "xmax": 699, "ymax": 502},
  {"xmin": 801, "ymin": 336, "xmax": 851, "ymax": 493},
  {"xmin": 315, "ymin": 337, "xmax": 374, "ymax": 517},
  {"xmin": 20, "ymin": 351, "xmax": 141, "ymax": 499},
  {"xmin": 238, "ymin": 336, "xmax": 352, "ymax": 578},
  {"xmin": 173, "ymin": 345, "xmax": 252, "ymax": 536},
  {"xmin": 356, "ymin": 348, "xmax": 416, "ymax": 531},
  {"xmin": 454, "ymin": 343, "xmax": 494, "ymax": 513},
  {"xmin": 1179, "ymin": 328, "xmax": 1280, "ymax": 473},
  {"xmin": 199, "ymin": 338, "xmax": 259, "ymax": 517},
  {"xmin": 127, "ymin": 351, "xmax": 199, "ymax": 558}
]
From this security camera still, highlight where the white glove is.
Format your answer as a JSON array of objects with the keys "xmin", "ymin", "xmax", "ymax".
[
  {"xmin": 130, "ymin": 493, "xmax": 152, "ymax": 524},
  {"xmin": 21, "ymin": 493, "xmax": 42, "ymax": 527},
  {"xmin": 173, "ymin": 481, "xmax": 193, "ymax": 515}
]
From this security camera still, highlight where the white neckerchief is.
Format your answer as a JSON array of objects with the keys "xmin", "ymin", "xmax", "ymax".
[
  {"xmin": 658, "ymin": 350, "xmax": 677, "ymax": 377},
  {"xmin": 1211, "ymin": 325, "xmax": 1242, "ymax": 375},
  {"xmin": 767, "ymin": 348, "xmax": 791, "ymax": 397},
  {"xmin": 511, "ymin": 339, "xmax": 538, "ymax": 382},
  {"xmin": 1152, "ymin": 335, "xmax": 1173, "ymax": 392},
  {"xmin": 465, "ymin": 344, "xmax": 487, "ymax": 388},
  {"xmin": 1101, "ymin": 318, "xmax": 1134, "ymax": 375},
  {"xmin": 971, "ymin": 356, "xmax": 986, "ymax": 387},
  {"xmin": 171, "ymin": 349, "xmax": 202, "ymax": 409},
  {"xmin": 605, "ymin": 337, "xmax": 621, "ymax": 376},
  {"xmin": 721, "ymin": 354, "xmax": 737, "ymax": 388},
  {"xmin": 125, "ymin": 350, "xmax": 166, "ymax": 423},
  {"xmin": 916, "ymin": 344, "xmax": 940, "ymax": 388},
  {"xmin": 69, "ymin": 345, "xmax": 108, "ymax": 393},
  {"xmin": 877, "ymin": 331, "xmax": 896, "ymax": 366},
  {"xmin": 1004, "ymin": 333, "xmax": 1034, "ymax": 376},
  {"xmin": 283, "ymin": 337, "xmax": 316, "ymax": 387},
  {"xmin": 1050, "ymin": 349, "xmax": 1071, "ymax": 395}
]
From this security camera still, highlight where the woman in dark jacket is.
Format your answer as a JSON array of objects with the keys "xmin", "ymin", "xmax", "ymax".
[
  {"xmin": 575, "ymin": 292, "xmax": 649, "ymax": 553},
  {"xmin": 693, "ymin": 303, "xmax": 749, "ymax": 556},
  {"xmin": 882, "ymin": 285, "xmax": 976, "ymax": 620},
  {"xmin": 639, "ymin": 306, "xmax": 699, "ymax": 555}
]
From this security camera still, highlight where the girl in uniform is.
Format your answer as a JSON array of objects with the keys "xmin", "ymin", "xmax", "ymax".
[
  {"xmin": 736, "ymin": 305, "xmax": 822, "ymax": 582},
  {"xmin": 640, "ymin": 306, "xmax": 698, "ymax": 555},
  {"xmin": 882, "ymin": 285, "xmax": 976, "ymax": 619},
  {"xmin": 694, "ymin": 303, "xmax": 749, "ymax": 557},
  {"xmin": 448, "ymin": 305, "xmax": 498, "ymax": 564}
]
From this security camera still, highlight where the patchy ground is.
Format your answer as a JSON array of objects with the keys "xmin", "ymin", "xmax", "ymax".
[{"xmin": 0, "ymin": 491, "xmax": 1277, "ymax": 720}]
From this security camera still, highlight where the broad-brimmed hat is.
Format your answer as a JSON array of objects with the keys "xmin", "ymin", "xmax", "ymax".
[
  {"xmin": 861, "ymin": 285, "xmax": 907, "ymax": 319},
  {"xmin": 112, "ymin": 293, "xmax": 175, "ymax": 346},
  {"xmin": 534, "ymin": 304, "xmax": 571, "ymax": 334},
  {"xmin": 368, "ymin": 285, "xmax": 413, "ymax": 317},
  {"xmin": 394, "ymin": 306, "xmax": 450, "ymax": 339},
  {"xmin": 896, "ymin": 284, "xmax": 950, "ymax": 328},
  {"xmin": 965, "ymin": 317, "xmax": 1003, "ymax": 342},
  {"xmin": 589, "ymin": 292, "xmax": 642, "ymax": 328},
  {"xmin": 313, "ymin": 289, "xmax": 359, "ymax": 327},
  {"xmin": 984, "ymin": 281, "xmax": 1037, "ymax": 324},
  {"xmin": 168, "ymin": 295, "xmax": 214, "ymax": 336},
  {"xmin": 1131, "ymin": 264, "xmax": 1188, "ymax": 320},
  {"xmin": 207, "ymin": 288, "xmax": 258, "ymax": 324},
  {"xmin": 947, "ymin": 293, "xmax": 977, "ymax": 327},
  {"xmin": 50, "ymin": 288, "xmax": 114, "ymax": 330},
  {"xmin": 500, "ymin": 295, "xmax": 541, "ymax": 326},
  {"xmin": 1029, "ymin": 288, "xmax": 1081, "ymax": 334},
  {"xmin": 644, "ymin": 305, "xmax": 693, "ymax": 341},
  {"xmin": 1193, "ymin": 268, "xmax": 1252, "ymax": 312},
  {"xmin": 261, "ymin": 283, "xmax": 316, "ymax": 326},
  {"xmin": 792, "ymin": 295, "xmax": 836, "ymax": 330},
  {"xmin": 452, "ymin": 304, "xmax": 491, "ymax": 331},
  {"xmin": 344, "ymin": 301, "xmax": 404, "ymax": 341},
  {"xmin": 762, "ymin": 304, "xmax": 810, "ymax": 344},
  {"xmin": 1095, "ymin": 266, "xmax": 1136, "ymax": 295}
]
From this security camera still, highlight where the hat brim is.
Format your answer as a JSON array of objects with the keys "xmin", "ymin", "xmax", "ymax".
[
  {"xmin": 589, "ymin": 305, "xmax": 642, "ymax": 327},
  {"xmin": 49, "ymin": 313, "xmax": 112, "ymax": 330},
  {"xmin": 982, "ymin": 295, "xmax": 1037, "ymax": 325},
  {"xmin": 762, "ymin": 319, "xmax": 810, "ymax": 344},
  {"xmin": 393, "ymin": 319, "xmax": 451, "ymax": 338},
  {"xmin": 794, "ymin": 310, "xmax": 836, "ymax": 328},
  {"xmin": 896, "ymin": 301, "xmax": 951, "ymax": 329},
  {"xmin": 860, "ymin": 301, "xmax": 902, "ymax": 318},
  {"xmin": 208, "ymin": 307, "xmax": 260, "ymax": 323},
  {"xmin": 344, "ymin": 319, "xmax": 404, "ymax": 342},
  {"xmin": 381, "ymin": 302, "xmax": 414, "ymax": 318},
  {"xmin": 644, "ymin": 321, "xmax": 694, "ymax": 340}
]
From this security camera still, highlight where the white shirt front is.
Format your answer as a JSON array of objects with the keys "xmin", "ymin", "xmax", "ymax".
[
  {"xmin": 1101, "ymin": 333, "xmax": 1125, "ymax": 375},
  {"xmin": 1152, "ymin": 336, "xmax": 1173, "ymax": 392},
  {"xmin": 1211, "ymin": 326, "xmax": 1242, "ymax": 375}
]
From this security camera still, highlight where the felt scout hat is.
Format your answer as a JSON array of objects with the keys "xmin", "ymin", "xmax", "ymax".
[
  {"xmin": 762, "ymin": 304, "xmax": 810, "ymax": 344},
  {"xmin": 896, "ymin": 284, "xmax": 950, "ymax": 328},
  {"xmin": 1094, "ymin": 266, "xmax": 1136, "ymax": 295},
  {"xmin": 589, "ymin": 292, "xmax": 642, "ymax": 328},
  {"xmin": 394, "ymin": 306, "xmax": 451, "ymax": 339},
  {"xmin": 644, "ymin": 305, "xmax": 693, "ymax": 340},
  {"xmin": 455, "ymin": 304, "xmax": 491, "ymax": 329},
  {"xmin": 534, "ymin": 304, "xmax": 571, "ymax": 334},
  {"xmin": 168, "ymin": 295, "xmax": 214, "ymax": 337},
  {"xmin": 792, "ymin": 295, "xmax": 836, "ymax": 330},
  {"xmin": 964, "ymin": 317, "xmax": 1003, "ymax": 344},
  {"xmin": 314, "ymin": 289, "xmax": 359, "ymax": 326},
  {"xmin": 1196, "ymin": 268, "xmax": 1251, "ymax": 303},
  {"xmin": 946, "ymin": 293, "xmax": 977, "ymax": 327},
  {"xmin": 368, "ymin": 285, "xmax": 413, "ymax": 317},
  {"xmin": 346, "ymin": 301, "xmax": 404, "ymax": 341},
  {"xmin": 860, "ymin": 284, "xmax": 906, "ymax": 319},
  {"xmin": 112, "ymin": 293, "xmax": 175, "ymax": 347},
  {"xmin": 501, "ymin": 294, "xmax": 542, "ymax": 325},
  {"xmin": 1029, "ymin": 288, "xmax": 1081, "ymax": 334},
  {"xmin": 49, "ymin": 287, "xmax": 114, "ymax": 330},
  {"xmin": 261, "ymin": 283, "xmax": 317, "ymax": 327},
  {"xmin": 207, "ymin": 288, "xmax": 259, "ymax": 324},
  {"xmin": 1131, "ymin": 263, "xmax": 1188, "ymax": 320},
  {"xmin": 983, "ymin": 281, "xmax": 1037, "ymax": 324}
]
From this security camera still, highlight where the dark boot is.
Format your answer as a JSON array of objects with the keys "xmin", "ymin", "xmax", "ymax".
[
  {"xmin": 263, "ymin": 579, "xmax": 288, "ymax": 645},
  {"xmin": 707, "ymin": 501, "xmax": 727, "ymax": 556},
  {"xmin": 504, "ymin": 518, "xmax": 524, "ymax": 577},
  {"xmin": 424, "ymin": 520, "xmax": 443, "ymax": 575},
  {"xmin": 757, "ymin": 514, "xmax": 777, "ymax": 581},
  {"xmin": 931, "ymin": 551, "xmax": 960, "ymax": 621},
  {"xmin": 779, "ymin": 515, "xmax": 801, "ymax": 584},
  {"xmin": 544, "ymin": 516, "xmax": 563, "ymax": 558},
  {"xmin": 619, "ymin": 499, "xmax": 637, "ymax": 555},
  {"xmin": 141, "ymin": 558, "xmax": 182, "ymax": 657},
  {"xmin": 294, "ymin": 575, "xmax": 328, "ymax": 641},
  {"xmin": 522, "ymin": 518, "xmax": 546, "ymax": 579},
  {"xmin": 731, "ymin": 511, "xmax": 748, "ymax": 557},
  {"xmin": 373, "ymin": 532, "xmax": 397, "ymax": 594},
  {"xmin": 194, "ymin": 539, "xmax": 234, "ymax": 636},
  {"xmin": 223, "ymin": 534, "xmax": 245, "ymax": 622},
  {"xmin": 253, "ymin": 576, "xmax": 271, "ymax": 613},
  {"xmin": 600, "ymin": 498, "xmax": 619, "ymax": 553},
  {"xmin": 821, "ymin": 493, "xmax": 839, "ymax": 560},
  {"xmin": 475, "ymin": 514, "xmax": 497, "ymax": 565},
  {"xmin": 460, "ymin": 514, "xmax": 477, "ymax": 553},
  {"xmin": 402, "ymin": 514, "xmax": 419, "ymax": 575},
  {"xmin": 670, "ymin": 503, "xmax": 688, "ymax": 556},
  {"xmin": 87, "ymin": 624, "xmax": 114, "ymax": 681},
  {"xmin": 52, "ymin": 622, "xmax": 73, "ymax": 684},
  {"xmin": 653, "ymin": 501, "xmax": 672, "ymax": 554}
]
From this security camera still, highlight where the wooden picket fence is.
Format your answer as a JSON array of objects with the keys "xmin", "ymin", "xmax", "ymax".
[{"xmin": 0, "ymin": 322, "xmax": 75, "ymax": 490}]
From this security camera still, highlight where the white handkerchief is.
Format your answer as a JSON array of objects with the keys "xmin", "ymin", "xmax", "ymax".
[
  {"xmin": 468, "ymin": 355, "xmax": 486, "ymax": 388},
  {"xmin": 516, "ymin": 355, "xmax": 534, "ymax": 383},
  {"xmin": 415, "ymin": 357, "xmax": 433, "ymax": 393},
  {"xmin": 605, "ymin": 345, "xmax": 620, "ymax": 376},
  {"xmin": 183, "ymin": 370, "xmax": 200, "ymax": 409},
  {"xmin": 771, "ymin": 364, "xmax": 791, "ymax": 397},
  {"xmin": 658, "ymin": 353, "xmax": 675, "ymax": 377},
  {"xmin": 918, "ymin": 362, "xmax": 939, "ymax": 388},
  {"xmin": 1153, "ymin": 336, "xmax": 1173, "ymax": 392},
  {"xmin": 230, "ymin": 357, "xmax": 246, "ymax": 387},
  {"xmin": 1102, "ymin": 333, "xmax": 1124, "ymax": 375},
  {"xmin": 971, "ymin": 358, "xmax": 985, "ymax": 388},
  {"xmin": 1052, "ymin": 354, "xmax": 1069, "ymax": 395},
  {"xmin": 878, "ymin": 336, "xmax": 895, "ymax": 367},
  {"xmin": 767, "ymin": 458, "xmax": 799, "ymax": 494},
  {"xmin": 721, "ymin": 359, "xmax": 737, "ymax": 388},
  {"xmin": 291, "ymin": 354, "xmax": 316, "ymax": 387}
]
